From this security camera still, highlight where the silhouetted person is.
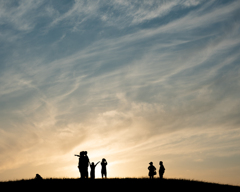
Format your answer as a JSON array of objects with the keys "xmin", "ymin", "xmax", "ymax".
[
  {"xmin": 101, "ymin": 158, "xmax": 107, "ymax": 179},
  {"xmin": 148, "ymin": 162, "xmax": 156, "ymax": 179},
  {"xmin": 35, "ymin": 174, "xmax": 43, "ymax": 180},
  {"xmin": 75, "ymin": 151, "xmax": 85, "ymax": 178},
  {"xmin": 90, "ymin": 161, "xmax": 100, "ymax": 179},
  {"xmin": 159, "ymin": 161, "xmax": 165, "ymax": 179},
  {"xmin": 83, "ymin": 151, "xmax": 90, "ymax": 178}
]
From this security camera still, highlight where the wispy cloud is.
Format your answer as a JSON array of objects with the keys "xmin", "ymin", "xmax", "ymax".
[
  {"xmin": 0, "ymin": 0, "xmax": 44, "ymax": 31},
  {"xmin": 46, "ymin": 0, "xmax": 206, "ymax": 31},
  {"xmin": 0, "ymin": 0, "xmax": 240, "ymax": 184}
]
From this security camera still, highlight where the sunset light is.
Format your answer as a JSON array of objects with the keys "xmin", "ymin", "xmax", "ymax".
[{"xmin": 0, "ymin": 0, "xmax": 240, "ymax": 187}]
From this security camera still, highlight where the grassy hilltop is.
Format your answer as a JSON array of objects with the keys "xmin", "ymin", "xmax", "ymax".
[{"xmin": 1, "ymin": 178, "xmax": 239, "ymax": 192}]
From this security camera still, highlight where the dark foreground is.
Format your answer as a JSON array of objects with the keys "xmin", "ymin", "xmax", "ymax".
[{"xmin": 1, "ymin": 178, "xmax": 239, "ymax": 192}]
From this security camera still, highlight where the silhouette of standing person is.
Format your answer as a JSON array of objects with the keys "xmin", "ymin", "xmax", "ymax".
[
  {"xmin": 148, "ymin": 162, "xmax": 156, "ymax": 179},
  {"xmin": 159, "ymin": 161, "xmax": 165, "ymax": 179},
  {"xmin": 90, "ymin": 161, "xmax": 100, "ymax": 179},
  {"xmin": 83, "ymin": 151, "xmax": 90, "ymax": 179},
  {"xmin": 101, "ymin": 158, "xmax": 107, "ymax": 179},
  {"xmin": 75, "ymin": 151, "xmax": 85, "ymax": 179}
]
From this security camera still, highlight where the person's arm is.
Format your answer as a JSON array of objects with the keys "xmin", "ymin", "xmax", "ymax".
[
  {"xmin": 75, "ymin": 154, "xmax": 80, "ymax": 157},
  {"xmin": 95, "ymin": 161, "xmax": 100, "ymax": 167}
]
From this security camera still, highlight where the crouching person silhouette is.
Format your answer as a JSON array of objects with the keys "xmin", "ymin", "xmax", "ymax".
[
  {"xmin": 35, "ymin": 174, "xmax": 43, "ymax": 180},
  {"xmin": 159, "ymin": 161, "xmax": 165, "ymax": 179},
  {"xmin": 90, "ymin": 161, "xmax": 100, "ymax": 179},
  {"xmin": 148, "ymin": 162, "xmax": 156, "ymax": 179}
]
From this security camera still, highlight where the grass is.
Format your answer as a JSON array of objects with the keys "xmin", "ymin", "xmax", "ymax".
[{"xmin": 0, "ymin": 177, "xmax": 239, "ymax": 191}]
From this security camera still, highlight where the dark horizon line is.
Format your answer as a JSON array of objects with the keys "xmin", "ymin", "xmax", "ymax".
[{"xmin": 1, "ymin": 177, "xmax": 239, "ymax": 187}]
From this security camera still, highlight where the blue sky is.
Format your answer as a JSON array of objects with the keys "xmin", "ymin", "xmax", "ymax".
[{"xmin": 0, "ymin": 0, "xmax": 240, "ymax": 185}]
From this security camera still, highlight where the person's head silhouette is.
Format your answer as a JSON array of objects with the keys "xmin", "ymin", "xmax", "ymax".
[
  {"xmin": 149, "ymin": 162, "xmax": 153, "ymax": 165},
  {"xmin": 160, "ymin": 161, "xmax": 163, "ymax": 165}
]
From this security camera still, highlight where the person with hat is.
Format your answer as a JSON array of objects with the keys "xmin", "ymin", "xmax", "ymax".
[{"xmin": 148, "ymin": 162, "xmax": 156, "ymax": 179}]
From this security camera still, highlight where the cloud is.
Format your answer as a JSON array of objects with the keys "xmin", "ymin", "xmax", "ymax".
[
  {"xmin": 46, "ymin": 0, "xmax": 207, "ymax": 31},
  {"xmin": 0, "ymin": 0, "xmax": 240, "ymax": 183},
  {"xmin": 0, "ymin": 0, "xmax": 45, "ymax": 32}
]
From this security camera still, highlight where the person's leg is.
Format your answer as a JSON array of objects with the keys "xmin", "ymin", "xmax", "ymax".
[
  {"xmin": 83, "ymin": 169, "xmax": 87, "ymax": 179},
  {"xmin": 102, "ymin": 170, "xmax": 106, "ymax": 178},
  {"xmin": 80, "ymin": 169, "xmax": 83, "ymax": 179},
  {"xmin": 160, "ymin": 173, "xmax": 163, "ymax": 179}
]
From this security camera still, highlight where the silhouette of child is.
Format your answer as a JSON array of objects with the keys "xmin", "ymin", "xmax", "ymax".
[
  {"xmin": 159, "ymin": 161, "xmax": 165, "ymax": 179},
  {"xmin": 148, "ymin": 162, "xmax": 156, "ymax": 179},
  {"xmin": 101, "ymin": 158, "xmax": 108, "ymax": 179},
  {"xmin": 90, "ymin": 161, "xmax": 100, "ymax": 179}
]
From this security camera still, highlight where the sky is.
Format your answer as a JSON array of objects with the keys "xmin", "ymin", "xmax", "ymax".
[{"xmin": 0, "ymin": 0, "xmax": 240, "ymax": 186}]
